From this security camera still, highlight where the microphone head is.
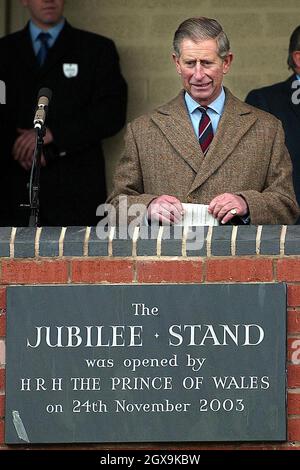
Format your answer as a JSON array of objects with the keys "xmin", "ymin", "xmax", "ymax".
[{"xmin": 37, "ymin": 87, "xmax": 52, "ymax": 102}]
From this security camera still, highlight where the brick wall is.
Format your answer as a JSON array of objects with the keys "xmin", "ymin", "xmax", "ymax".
[
  {"xmin": 4, "ymin": 0, "xmax": 300, "ymax": 192},
  {"xmin": 0, "ymin": 225, "xmax": 300, "ymax": 450}
]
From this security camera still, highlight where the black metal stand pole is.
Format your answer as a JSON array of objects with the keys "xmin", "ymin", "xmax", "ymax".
[{"xmin": 28, "ymin": 126, "xmax": 45, "ymax": 227}]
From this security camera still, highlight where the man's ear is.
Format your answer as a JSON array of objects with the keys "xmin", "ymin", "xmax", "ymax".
[
  {"xmin": 223, "ymin": 52, "xmax": 233, "ymax": 75},
  {"xmin": 172, "ymin": 53, "xmax": 181, "ymax": 74}
]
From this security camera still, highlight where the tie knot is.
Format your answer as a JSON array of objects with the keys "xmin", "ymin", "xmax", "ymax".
[
  {"xmin": 38, "ymin": 32, "xmax": 51, "ymax": 45},
  {"xmin": 198, "ymin": 105, "xmax": 208, "ymax": 114}
]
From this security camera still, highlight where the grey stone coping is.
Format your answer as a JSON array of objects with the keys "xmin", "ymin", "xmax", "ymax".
[
  {"xmin": 14, "ymin": 227, "xmax": 37, "ymax": 258},
  {"xmin": 0, "ymin": 225, "xmax": 298, "ymax": 258},
  {"xmin": 285, "ymin": 225, "xmax": 300, "ymax": 255},
  {"xmin": 39, "ymin": 226, "xmax": 63, "ymax": 257},
  {"xmin": 0, "ymin": 227, "xmax": 12, "ymax": 257},
  {"xmin": 260, "ymin": 225, "xmax": 281, "ymax": 255},
  {"xmin": 211, "ymin": 226, "xmax": 233, "ymax": 256},
  {"xmin": 236, "ymin": 225, "xmax": 258, "ymax": 256}
]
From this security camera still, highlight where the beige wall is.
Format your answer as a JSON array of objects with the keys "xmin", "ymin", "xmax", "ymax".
[
  {"xmin": 0, "ymin": 0, "xmax": 6, "ymax": 37},
  {"xmin": 3, "ymin": 0, "xmax": 300, "ymax": 191}
]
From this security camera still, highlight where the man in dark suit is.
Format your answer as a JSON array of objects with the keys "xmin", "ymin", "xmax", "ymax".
[
  {"xmin": 245, "ymin": 25, "xmax": 300, "ymax": 220},
  {"xmin": 0, "ymin": 0, "xmax": 127, "ymax": 226}
]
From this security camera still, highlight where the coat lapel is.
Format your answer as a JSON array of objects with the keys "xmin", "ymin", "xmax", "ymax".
[
  {"xmin": 151, "ymin": 91, "xmax": 203, "ymax": 174},
  {"xmin": 151, "ymin": 89, "xmax": 258, "ymax": 194},
  {"xmin": 15, "ymin": 25, "xmax": 39, "ymax": 74},
  {"xmin": 189, "ymin": 89, "xmax": 257, "ymax": 193},
  {"xmin": 38, "ymin": 22, "xmax": 75, "ymax": 78}
]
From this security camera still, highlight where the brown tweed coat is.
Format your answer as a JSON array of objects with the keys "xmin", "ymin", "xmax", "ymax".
[{"xmin": 107, "ymin": 88, "xmax": 299, "ymax": 224}]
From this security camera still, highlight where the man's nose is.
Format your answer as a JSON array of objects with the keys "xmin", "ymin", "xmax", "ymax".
[{"xmin": 194, "ymin": 63, "xmax": 205, "ymax": 79}]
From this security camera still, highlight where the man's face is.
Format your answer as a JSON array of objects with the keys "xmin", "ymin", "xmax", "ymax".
[
  {"xmin": 292, "ymin": 51, "xmax": 300, "ymax": 75},
  {"xmin": 21, "ymin": 0, "xmax": 65, "ymax": 29},
  {"xmin": 173, "ymin": 38, "xmax": 233, "ymax": 106}
]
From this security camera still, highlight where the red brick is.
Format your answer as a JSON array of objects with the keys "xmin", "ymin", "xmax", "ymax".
[
  {"xmin": 0, "ymin": 315, "xmax": 5, "ymax": 337},
  {"xmin": 277, "ymin": 259, "xmax": 300, "ymax": 282},
  {"xmin": 288, "ymin": 365, "xmax": 300, "ymax": 388},
  {"xmin": 233, "ymin": 444, "xmax": 278, "ymax": 450},
  {"xmin": 288, "ymin": 393, "xmax": 300, "ymax": 415},
  {"xmin": 0, "ymin": 395, "xmax": 4, "ymax": 418},
  {"xmin": 288, "ymin": 286, "xmax": 300, "ymax": 307},
  {"xmin": 206, "ymin": 259, "xmax": 273, "ymax": 282},
  {"xmin": 71, "ymin": 260, "xmax": 134, "ymax": 283},
  {"xmin": 288, "ymin": 418, "xmax": 300, "ymax": 441},
  {"xmin": 288, "ymin": 337, "xmax": 300, "ymax": 362},
  {"xmin": 0, "ymin": 369, "xmax": 5, "ymax": 392},
  {"xmin": 137, "ymin": 260, "xmax": 202, "ymax": 283},
  {"xmin": 0, "ymin": 288, "xmax": 6, "ymax": 310},
  {"xmin": 0, "ymin": 420, "xmax": 3, "ymax": 445},
  {"xmin": 1, "ymin": 260, "xmax": 68, "ymax": 284},
  {"xmin": 288, "ymin": 310, "xmax": 300, "ymax": 333}
]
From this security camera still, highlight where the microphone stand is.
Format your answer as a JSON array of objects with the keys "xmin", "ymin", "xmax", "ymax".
[{"xmin": 28, "ymin": 125, "xmax": 45, "ymax": 227}]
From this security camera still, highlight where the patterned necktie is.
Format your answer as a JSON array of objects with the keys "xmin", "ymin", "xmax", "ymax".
[
  {"xmin": 198, "ymin": 106, "xmax": 213, "ymax": 155},
  {"xmin": 36, "ymin": 32, "xmax": 51, "ymax": 66}
]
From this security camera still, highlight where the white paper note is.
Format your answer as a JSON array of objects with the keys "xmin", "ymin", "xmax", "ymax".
[{"xmin": 177, "ymin": 203, "xmax": 219, "ymax": 226}]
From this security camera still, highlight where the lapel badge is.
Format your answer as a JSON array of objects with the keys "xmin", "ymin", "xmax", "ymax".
[{"xmin": 63, "ymin": 63, "xmax": 79, "ymax": 78}]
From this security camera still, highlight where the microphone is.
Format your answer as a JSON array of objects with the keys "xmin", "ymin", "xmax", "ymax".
[{"xmin": 33, "ymin": 87, "xmax": 52, "ymax": 129}]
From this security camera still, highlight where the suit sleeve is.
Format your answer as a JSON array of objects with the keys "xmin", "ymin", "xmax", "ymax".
[
  {"xmin": 49, "ymin": 39, "xmax": 127, "ymax": 156},
  {"xmin": 238, "ymin": 120, "xmax": 300, "ymax": 224},
  {"xmin": 106, "ymin": 123, "xmax": 158, "ymax": 220}
]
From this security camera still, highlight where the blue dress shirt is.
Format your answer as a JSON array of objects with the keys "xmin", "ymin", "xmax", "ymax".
[
  {"xmin": 184, "ymin": 88, "xmax": 225, "ymax": 137},
  {"xmin": 29, "ymin": 19, "xmax": 65, "ymax": 55}
]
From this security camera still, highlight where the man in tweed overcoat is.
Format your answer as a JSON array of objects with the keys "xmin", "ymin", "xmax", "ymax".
[{"xmin": 108, "ymin": 17, "xmax": 299, "ymax": 225}]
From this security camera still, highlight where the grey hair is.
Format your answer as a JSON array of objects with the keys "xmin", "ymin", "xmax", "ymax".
[
  {"xmin": 173, "ymin": 17, "xmax": 230, "ymax": 59},
  {"xmin": 288, "ymin": 25, "xmax": 300, "ymax": 71}
]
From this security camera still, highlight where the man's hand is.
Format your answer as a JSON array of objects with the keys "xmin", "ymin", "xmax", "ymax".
[
  {"xmin": 147, "ymin": 195, "xmax": 184, "ymax": 224},
  {"xmin": 208, "ymin": 193, "xmax": 248, "ymax": 224},
  {"xmin": 12, "ymin": 128, "xmax": 53, "ymax": 170}
]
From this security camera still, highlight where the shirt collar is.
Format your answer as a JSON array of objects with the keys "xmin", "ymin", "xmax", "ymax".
[
  {"xmin": 185, "ymin": 87, "xmax": 226, "ymax": 116},
  {"xmin": 296, "ymin": 74, "xmax": 300, "ymax": 81},
  {"xmin": 29, "ymin": 18, "xmax": 65, "ymax": 43}
]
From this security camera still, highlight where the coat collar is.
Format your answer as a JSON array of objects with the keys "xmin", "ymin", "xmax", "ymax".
[{"xmin": 151, "ymin": 88, "xmax": 257, "ymax": 193}]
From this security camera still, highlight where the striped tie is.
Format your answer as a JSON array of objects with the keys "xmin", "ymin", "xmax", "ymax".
[
  {"xmin": 198, "ymin": 106, "xmax": 213, "ymax": 155},
  {"xmin": 37, "ymin": 32, "xmax": 51, "ymax": 66}
]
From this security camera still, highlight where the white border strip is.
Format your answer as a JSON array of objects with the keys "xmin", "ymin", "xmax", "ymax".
[
  {"xmin": 182, "ymin": 226, "xmax": 188, "ymax": 257},
  {"xmin": 157, "ymin": 226, "xmax": 164, "ymax": 257},
  {"xmin": 34, "ymin": 227, "xmax": 42, "ymax": 258},
  {"xmin": 59, "ymin": 227, "xmax": 67, "ymax": 257},
  {"xmin": 280, "ymin": 225, "xmax": 287, "ymax": 256},
  {"xmin": 256, "ymin": 225, "xmax": 263, "ymax": 255},
  {"xmin": 206, "ymin": 226, "xmax": 213, "ymax": 257},
  {"xmin": 132, "ymin": 226, "xmax": 140, "ymax": 257},
  {"xmin": 10, "ymin": 227, "xmax": 17, "ymax": 258},
  {"xmin": 83, "ymin": 227, "xmax": 91, "ymax": 257},
  {"xmin": 231, "ymin": 226, "xmax": 238, "ymax": 256},
  {"xmin": 108, "ymin": 226, "xmax": 115, "ymax": 257}
]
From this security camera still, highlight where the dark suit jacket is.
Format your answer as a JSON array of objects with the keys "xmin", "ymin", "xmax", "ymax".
[
  {"xmin": 108, "ymin": 89, "xmax": 299, "ymax": 225},
  {"xmin": 246, "ymin": 75, "xmax": 300, "ymax": 211},
  {"xmin": 0, "ymin": 21, "xmax": 127, "ymax": 226}
]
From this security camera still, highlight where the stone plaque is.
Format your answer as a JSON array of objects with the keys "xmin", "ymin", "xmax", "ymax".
[{"xmin": 5, "ymin": 284, "xmax": 286, "ymax": 443}]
